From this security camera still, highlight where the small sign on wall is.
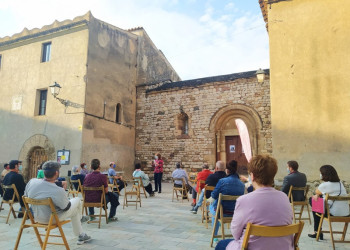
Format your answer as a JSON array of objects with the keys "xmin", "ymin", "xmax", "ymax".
[
  {"xmin": 230, "ymin": 145, "xmax": 235, "ymax": 153},
  {"xmin": 12, "ymin": 95, "xmax": 23, "ymax": 111},
  {"xmin": 57, "ymin": 149, "xmax": 70, "ymax": 165}
]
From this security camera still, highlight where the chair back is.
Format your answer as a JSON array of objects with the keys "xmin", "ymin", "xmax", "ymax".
[
  {"xmin": 68, "ymin": 179, "xmax": 82, "ymax": 197},
  {"xmin": 173, "ymin": 177, "xmax": 187, "ymax": 189},
  {"xmin": 14, "ymin": 196, "xmax": 71, "ymax": 249},
  {"xmin": 133, "ymin": 176, "xmax": 144, "ymax": 188},
  {"xmin": 216, "ymin": 193, "xmax": 240, "ymax": 220},
  {"xmin": 83, "ymin": 186, "xmax": 106, "ymax": 207},
  {"xmin": 324, "ymin": 193, "xmax": 350, "ymax": 218},
  {"xmin": 241, "ymin": 221, "xmax": 304, "ymax": 250},
  {"xmin": 189, "ymin": 172, "xmax": 197, "ymax": 183},
  {"xmin": 288, "ymin": 185, "xmax": 309, "ymax": 202},
  {"xmin": 2, "ymin": 184, "xmax": 20, "ymax": 203}
]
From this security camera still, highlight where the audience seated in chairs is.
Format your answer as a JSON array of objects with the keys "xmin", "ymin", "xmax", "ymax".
[
  {"xmin": 71, "ymin": 165, "xmax": 85, "ymax": 190},
  {"xmin": 108, "ymin": 162, "xmax": 125, "ymax": 192},
  {"xmin": 172, "ymin": 162, "xmax": 192, "ymax": 199},
  {"xmin": 216, "ymin": 155, "xmax": 294, "ymax": 250},
  {"xmin": 2, "ymin": 160, "xmax": 26, "ymax": 218},
  {"xmin": 191, "ymin": 163, "xmax": 212, "ymax": 206},
  {"xmin": 133, "ymin": 163, "xmax": 155, "ymax": 196},
  {"xmin": 308, "ymin": 164, "xmax": 349, "ymax": 240},
  {"xmin": 24, "ymin": 161, "xmax": 91, "ymax": 245},
  {"xmin": 84, "ymin": 159, "xmax": 120, "ymax": 222},
  {"xmin": 191, "ymin": 161, "xmax": 226, "ymax": 214},
  {"xmin": 209, "ymin": 160, "xmax": 245, "ymax": 243}
]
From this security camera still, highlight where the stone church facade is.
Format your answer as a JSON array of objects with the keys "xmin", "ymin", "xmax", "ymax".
[
  {"xmin": 0, "ymin": 12, "xmax": 272, "ymax": 180},
  {"xmin": 136, "ymin": 71, "xmax": 272, "ymax": 178}
]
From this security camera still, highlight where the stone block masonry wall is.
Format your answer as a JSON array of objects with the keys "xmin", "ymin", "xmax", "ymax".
[{"xmin": 136, "ymin": 76, "xmax": 272, "ymax": 179}]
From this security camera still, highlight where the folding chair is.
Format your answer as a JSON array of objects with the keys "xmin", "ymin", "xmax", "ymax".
[
  {"xmin": 288, "ymin": 185, "xmax": 311, "ymax": 224},
  {"xmin": 68, "ymin": 179, "xmax": 83, "ymax": 198},
  {"xmin": 316, "ymin": 194, "xmax": 350, "ymax": 249},
  {"xmin": 196, "ymin": 180, "xmax": 206, "ymax": 202},
  {"xmin": 210, "ymin": 193, "xmax": 240, "ymax": 247},
  {"xmin": 189, "ymin": 172, "xmax": 197, "ymax": 184},
  {"xmin": 201, "ymin": 185, "xmax": 215, "ymax": 228},
  {"xmin": 107, "ymin": 176, "xmax": 121, "ymax": 195},
  {"xmin": 0, "ymin": 184, "xmax": 23, "ymax": 224},
  {"xmin": 172, "ymin": 177, "xmax": 189, "ymax": 202},
  {"xmin": 241, "ymin": 221, "xmax": 304, "ymax": 250},
  {"xmin": 133, "ymin": 176, "xmax": 147, "ymax": 198},
  {"xmin": 14, "ymin": 196, "xmax": 71, "ymax": 250},
  {"xmin": 123, "ymin": 179, "xmax": 141, "ymax": 209},
  {"xmin": 82, "ymin": 185, "xmax": 108, "ymax": 228}
]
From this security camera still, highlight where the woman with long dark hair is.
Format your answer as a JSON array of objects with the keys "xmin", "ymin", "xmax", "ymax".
[{"xmin": 308, "ymin": 165, "xmax": 349, "ymax": 239}]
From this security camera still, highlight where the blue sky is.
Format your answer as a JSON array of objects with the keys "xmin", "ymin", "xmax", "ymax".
[{"xmin": 0, "ymin": 0, "xmax": 269, "ymax": 80}]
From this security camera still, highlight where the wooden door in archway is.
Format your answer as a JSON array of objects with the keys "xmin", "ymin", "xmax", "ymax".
[
  {"xmin": 225, "ymin": 136, "xmax": 248, "ymax": 175},
  {"xmin": 29, "ymin": 147, "xmax": 48, "ymax": 179}
]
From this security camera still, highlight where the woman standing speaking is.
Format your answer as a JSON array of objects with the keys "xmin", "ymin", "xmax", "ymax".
[{"xmin": 152, "ymin": 153, "xmax": 163, "ymax": 193}]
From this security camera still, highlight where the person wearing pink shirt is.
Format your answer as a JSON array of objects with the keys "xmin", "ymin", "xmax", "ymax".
[{"xmin": 216, "ymin": 155, "xmax": 294, "ymax": 250}]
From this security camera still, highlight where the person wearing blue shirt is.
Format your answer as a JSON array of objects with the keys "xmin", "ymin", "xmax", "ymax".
[{"xmin": 209, "ymin": 160, "xmax": 245, "ymax": 240}]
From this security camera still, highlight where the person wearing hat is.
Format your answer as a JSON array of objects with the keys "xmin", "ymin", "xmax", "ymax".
[
  {"xmin": 2, "ymin": 160, "xmax": 26, "ymax": 217},
  {"xmin": 108, "ymin": 162, "xmax": 125, "ymax": 192},
  {"xmin": 24, "ymin": 161, "xmax": 92, "ymax": 245}
]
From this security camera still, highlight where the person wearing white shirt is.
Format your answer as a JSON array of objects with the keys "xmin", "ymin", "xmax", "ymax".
[{"xmin": 308, "ymin": 165, "xmax": 349, "ymax": 240}]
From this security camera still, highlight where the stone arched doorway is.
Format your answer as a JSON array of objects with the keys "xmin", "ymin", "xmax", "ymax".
[
  {"xmin": 18, "ymin": 134, "xmax": 55, "ymax": 181},
  {"xmin": 209, "ymin": 104, "xmax": 263, "ymax": 174}
]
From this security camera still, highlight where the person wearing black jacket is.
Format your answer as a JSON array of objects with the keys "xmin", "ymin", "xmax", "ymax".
[
  {"xmin": 191, "ymin": 161, "xmax": 226, "ymax": 213},
  {"xmin": 3, "ymin": 160, "xmax": 26, "ymax": 217}
]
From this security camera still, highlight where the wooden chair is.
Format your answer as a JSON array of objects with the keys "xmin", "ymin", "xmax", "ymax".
[
  {"xmin": 288, "ymin": 185, "xmax": 311, "ymax": 224},
  {"xmin": 82, "ymin": 185, "xmax": 108, "ymax": 228},
  {"xmin": 196, "ymin": 180, "xmax": 206, "ymax": 202},
  {"xmin": 133, "ymin": 176, "xmax": 147, "ymax": 198},
  {"xmin": 241, "ymin": 221, "xmax": 304, "ymax": 250},
  {"xmin": 210, "ymin": 193, "xmax": 240, "ymax": 247},
  {"xmin": 189, "ymin": 172, "xmax": 197, "ymax": 184},
  {"xmin": 201, "ymin": 185, "xmax": 215, "ymax": 228},
  {"xmin": 0, "ymin": 184, "xmax": 23, "ymax": 224},
  {"xmin": 123, "ymin": 179, "xmax": 141, "ymax": 209},
  {"xmin": 14, "ymin": 196, "xmax": 71, "ymax": 250},
  {"xmin": 68, "ymin": 179, "xmax": 83, "ymax": 198},
  {"xmin": 107, "ymin": 176, "xmax": 121, "ymax": 195},
  {"xmin": 316, "ymin": 194, "xmax": 350, "ymax": 249},
  {"xmin": 172, "ymin": 178, "xmax": 189, "ymax": 202}
]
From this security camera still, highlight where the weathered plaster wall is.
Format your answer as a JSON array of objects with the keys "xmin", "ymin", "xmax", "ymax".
[
  {"xmin": 0, "ymin": 28, "xmax": 88, "ymax": 176},
  {"xmin": 82, "ymin": 18, "xmax": 138, "ymax": 176},
  {"xmin": 130, "ymin": 29, "xmax": 181, "ymax": 85},
  {"xmin": 136, "ymin": 75, "xmax": 271, "ymax": 179},
  {"xmin": 268, "ymin": 0, "xmax": 350, "ymax": 181}
]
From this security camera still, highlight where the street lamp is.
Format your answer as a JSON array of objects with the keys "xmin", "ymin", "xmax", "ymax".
[
  {"xmin": 48, "ymin": 82, "xmax": 84, "ymax": 108},
  {"xmin": 49, "ymin": 82, "xmax": 61, "ymax": 97},
  {"xmin": 256, "ymin": 68, "xmax": 266, "ymax": 83}
]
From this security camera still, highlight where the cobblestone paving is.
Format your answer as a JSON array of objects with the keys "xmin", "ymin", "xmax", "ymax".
[{"xmin": 0, "ymin": 183, "xmax": 348, "ymax": 249}]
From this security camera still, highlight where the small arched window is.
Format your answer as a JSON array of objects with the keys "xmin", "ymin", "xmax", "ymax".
[
  {"xmin": 116, "ymin": 103, "xmax": 121, "ymax": 123},
  {"xmin": 178, "ymin": 112, "xmax": 189, "ymax": 135}
]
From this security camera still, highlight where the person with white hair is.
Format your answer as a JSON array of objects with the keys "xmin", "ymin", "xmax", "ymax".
[{"xmin": 71, "ymin": 165, "xmax": 85, "ymax": 190}]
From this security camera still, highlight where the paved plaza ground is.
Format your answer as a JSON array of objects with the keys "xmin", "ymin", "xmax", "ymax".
[{"xmin": 0, "ymin": 182, "xmax": 348, "ymax": 249}]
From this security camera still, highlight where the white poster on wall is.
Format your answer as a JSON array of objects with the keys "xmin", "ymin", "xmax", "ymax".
[{"xmin": 12, "ymin": 95, "xmax": 23, "ymax": 111}]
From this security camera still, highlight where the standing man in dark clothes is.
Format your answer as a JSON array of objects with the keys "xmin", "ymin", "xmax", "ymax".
[
  {"xmin": 190, "ymin": 161, "xmax": 227, "ymax": 214},
  {"xmin": 2, "ymin": 160, "xmax": 26, "ymax": 217}
]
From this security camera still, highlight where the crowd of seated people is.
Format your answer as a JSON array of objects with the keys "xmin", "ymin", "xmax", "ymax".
[{"xmin": 1, "ymin": 154, "xmax": 349, "ymax": 249}]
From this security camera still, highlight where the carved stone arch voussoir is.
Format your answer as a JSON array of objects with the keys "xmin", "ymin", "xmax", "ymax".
[
  {"xmin": 18, "ymin": 134, "xmax": 56, "ymax": 181},
  {"xmin": 209, "ymin": 103, "xmax": 264, "ymax": 157}
]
